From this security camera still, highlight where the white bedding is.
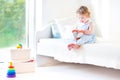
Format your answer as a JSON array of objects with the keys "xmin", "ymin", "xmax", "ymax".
[{"xmin": 37, "ymin": 38, "xmax": 120, "ymax": 69}]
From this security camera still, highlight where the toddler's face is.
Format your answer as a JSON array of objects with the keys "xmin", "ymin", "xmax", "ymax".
[{"xmin": 77, "ymin": 14, "xmax": 89, "ymax": 23}]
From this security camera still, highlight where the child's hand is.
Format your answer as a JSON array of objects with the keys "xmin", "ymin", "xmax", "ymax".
[
  {"xmin": 78, "ymin": 30, "xmax": 85, "ymax": 34},
  {"xmin": 72, "ymin": 30, "xmax": 85, "ymax": 34},
  {"xmin": 72, "ymin": 29, "xmax": 79, "ymax": 33}
]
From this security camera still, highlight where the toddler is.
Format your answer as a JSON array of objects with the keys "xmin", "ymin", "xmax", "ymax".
[{"xmin": 68, "ymin": 6, "xmax": 95, "ymax": 50}]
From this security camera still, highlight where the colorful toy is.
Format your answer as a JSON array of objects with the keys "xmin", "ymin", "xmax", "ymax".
[
  {"xmin": 7, "ymin": 62, "xmax": 16, "ymax": 78},
  {"xmin": 16, "ymin": 43, "xmax": 22, "ymax": 49}
]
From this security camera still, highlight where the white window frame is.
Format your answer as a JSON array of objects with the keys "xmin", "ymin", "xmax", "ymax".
[
  {"xmin": 26, "ymin": 0, "xmax": 42, "ymax": 57},
  {"xmin": 26, "ymin": 0, "xmax": 35, "ymax": 57}
]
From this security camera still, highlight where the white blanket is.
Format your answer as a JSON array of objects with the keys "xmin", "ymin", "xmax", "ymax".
[{"xmin": 37, "ymin": 38, "xmax": 120, "ymax": 69}]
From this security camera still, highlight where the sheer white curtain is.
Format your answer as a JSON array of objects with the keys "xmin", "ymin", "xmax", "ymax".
[
  {"xmin": 36, "ymin": 0, "xmax": 42, "ymax": 31},
  {"xmin": 91, "ymin": 0, "xmax": 110, "ymax": 39},
  {"xmin": 109, "ymin": 0, "xmax": 120, "ymax": 40}
]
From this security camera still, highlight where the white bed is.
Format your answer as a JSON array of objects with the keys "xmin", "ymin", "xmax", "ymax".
[
  {"xmin": 36, "ymin": 18, "xmax": 120, "ymax": 69},
  {"xmin": 37, "ymin": 38, "xmax": 120, "ymax": 69}
]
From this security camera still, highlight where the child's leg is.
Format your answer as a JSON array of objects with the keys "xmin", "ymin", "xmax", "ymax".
[
  {"xmin": 72, "ymin": 32, "xmax": 78, "ymax": 39},
  {"xmin": 72, "ymin": 32, "xmax": 81, "ymax": 41},
  {"xmin": 76, "ymin": 35, "xmax": 95, "ymax": 45}
]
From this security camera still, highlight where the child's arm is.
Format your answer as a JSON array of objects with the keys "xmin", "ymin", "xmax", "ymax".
[
  {"xmin": 72, "ymin": 29, "xmax": 79, "ymax": 33},
  {"xmin": 82, "ymin": 22, "xmax": 94, "ymax": 35}
]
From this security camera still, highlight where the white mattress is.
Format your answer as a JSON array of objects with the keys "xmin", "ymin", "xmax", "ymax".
[{"xmin": 37, "ymin": 38, "xmax": 120, "ymax": 69}]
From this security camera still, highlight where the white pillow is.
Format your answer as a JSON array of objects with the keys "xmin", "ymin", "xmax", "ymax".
[
  {"xmin": 54, "ymin": 17, "xmax": 77, "ymax": 39},
  {"xmin": 62, "ymin": 25, "xmax": 74, "ymax": 39}
]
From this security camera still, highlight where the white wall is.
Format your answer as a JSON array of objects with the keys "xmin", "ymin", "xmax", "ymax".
[
  {"xmin": 42, "ymin": 0, "xmax": 81, "ymax": 26},
  {"xmin": 35, "ymin": 0, "xmax": 42, "ymax": 31},
  {"xmin": 91, "ymin": 0, "xmax": 110, "ymax": 39},
  {"xmin": 109, "ymin": 0, "xmax": 120, "ymax": 39}
]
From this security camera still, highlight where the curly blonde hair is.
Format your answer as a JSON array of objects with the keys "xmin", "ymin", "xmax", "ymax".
[{"xmin": 76, "ymin": 6, "xmax": 90, "ymax": 17}]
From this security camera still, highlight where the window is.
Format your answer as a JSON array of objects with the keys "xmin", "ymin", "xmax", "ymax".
[
  {"xmin": 0, "ymin": 0, "xmax": 36, "ymax": 61},
  {"xmin": 0, "ymin": 0, "xmax": 26, "ymax": 48}
]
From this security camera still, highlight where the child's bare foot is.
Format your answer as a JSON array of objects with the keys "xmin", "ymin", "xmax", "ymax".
[
  {"xmin": 68, "ymin": 44, "xmax": 80, "ymax": 50},
  {"xmin": 73, "ymin": 44, "xmax": 80, "ymax": 49},
  {"xmin": 76, "ymin": 37, "xmax": 80, "ymax": 40},
  {"xmin": 68, "ymin": 44, "xmax": 74, "ymax": 50}
]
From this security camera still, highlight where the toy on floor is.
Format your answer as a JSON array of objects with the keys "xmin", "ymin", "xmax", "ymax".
[
  {"xmin": 7, "ymin": 62, "xmax": 16, "ymax": 78},
  {"xmin": 16, "ymin": 43, "xmax": 22, "ymax": 49}
]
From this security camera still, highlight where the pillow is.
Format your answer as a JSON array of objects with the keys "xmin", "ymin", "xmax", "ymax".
[
  {"xmin": 60, "ymin": 25, "xmax": 74, "ymax": 39},
  {"xmin": 54, "ymin": 17, "xmax": 77, "ymax": 39},
  {"xmin": 51, "ymin": 21, "xmax": 61, "ymax": 38}
]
